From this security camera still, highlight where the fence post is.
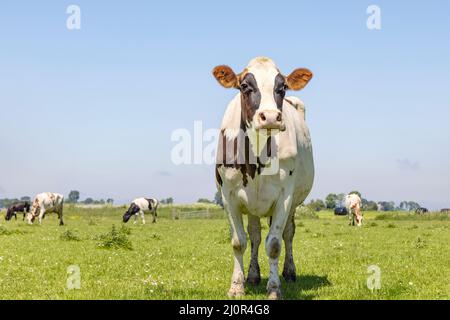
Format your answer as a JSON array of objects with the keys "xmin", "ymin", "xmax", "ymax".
[{"xmin": 172, "ymin": 208, "xmax": 178, "ymax": 220}]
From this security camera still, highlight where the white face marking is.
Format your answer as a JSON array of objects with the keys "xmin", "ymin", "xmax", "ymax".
[
  {"xmin": 245, "ymin": 58, "xmax": 280, "ymax": 112},
  {"xmin": 243, "ymin": 58, "xmax": 285, "ymax": 131}
]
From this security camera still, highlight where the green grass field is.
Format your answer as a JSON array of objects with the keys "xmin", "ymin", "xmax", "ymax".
[{"xmin": 0, "ymin": 205, "xmax": 449, "ymax": 300}]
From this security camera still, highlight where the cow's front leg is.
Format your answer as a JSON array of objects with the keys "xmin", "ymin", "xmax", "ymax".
[
  {"xmin": 227, "ymin": 203, "xmax": 247, "ymax": 298},
  {"xmin": 133, "ymin": 214, "xmax": 138, "ymax": 225},
  {"xmin": 38, "ymin": 210, "xmax": 46, "ymax": 225},
  {"xmin": 152, "ymin": 210, "xmax": 156, "ymax": 223},
  {"xmin": 266, "ymin": 192, "xmax": 293, "ymax": 300},
  {"xmin": 246, "ymin": 214, "xmax": 261, "ymax": 286},
  {"xmin": 282, "ymin": 209, "xmax": 296, "ymax": 282},
  {"xmin": 140, "ymin": 211, "xmax": 146, "ymax": 225}
]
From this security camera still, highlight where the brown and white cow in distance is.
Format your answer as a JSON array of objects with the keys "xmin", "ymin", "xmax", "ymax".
[
  {"xmin": 26, "ymin": 193, "xmax": 65, "ymax": 225},
  {"xmin": 213, "ymin": 57, "xmax": 314, "ymax": 299},
  {"xmin": 345, "ymin": 193, "xmax": 362, "ymax": 226}
]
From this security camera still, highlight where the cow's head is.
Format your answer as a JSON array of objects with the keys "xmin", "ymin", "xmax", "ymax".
[
  {"xmin": 212, "ymin": 57, "xmax": 313, "ymax": 131},
  {"xmin": 123, "ymin": 203, "xmax": 139, "ymax": 223},
  {"xmin": 5, "ymin": 208, "xmax": 13, "ymax": 221},
  {"xmin": 26, "ymin": 200, "xmax": 39, "ymax": 224}
]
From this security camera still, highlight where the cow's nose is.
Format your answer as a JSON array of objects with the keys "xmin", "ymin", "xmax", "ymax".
[{"xmin": 257, "ymin": 110, "xmax": 283, "ymax": 130}]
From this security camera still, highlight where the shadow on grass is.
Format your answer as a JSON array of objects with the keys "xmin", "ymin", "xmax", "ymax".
[{"xmin": 246, "ymin": 274, "xmax": 331, "ymax": 300}]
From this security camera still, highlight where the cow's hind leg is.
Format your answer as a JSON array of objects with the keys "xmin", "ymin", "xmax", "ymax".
[
  {"xmin": 227, "ymin": 203, "xmax": 247, "ymax": 298},
  {"xmin": 58, "ymin": 207, "xmax": 64, "ymax": 226},
  {"xmin": 246, "ymin": 214, "xmax": 261, "ymax": 286},
  {"xmin": 152, "ymin": 209, "xmax": 156, "ymax": 223},
  {"xmin": 282, "ymin": 210, "xmax": 296, "ymax": 282}
]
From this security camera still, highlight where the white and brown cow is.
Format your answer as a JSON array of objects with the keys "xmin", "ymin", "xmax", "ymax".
[
  {"xmin": 213, "ymin": 57, "xmax": 314, "ymax": 299},
  {"xmin": 345, "ymin": 193, "xmax": 362, "ymax": 226},
  {"xmin": 123, "ymin": 198, "xmax": 158, "ymax": 224},
  {"xmin": 26, "ymin": 192, "xmax": 65, "ymax": 225}
]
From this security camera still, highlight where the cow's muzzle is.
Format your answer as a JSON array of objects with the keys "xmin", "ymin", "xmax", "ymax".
[
  {"xmin": 255, "ymin": 110, "xmax": 285, "ymax": 131},
  {"xmin": 123, "ymin": 213, "xmax": 132, "ymax": 223}
]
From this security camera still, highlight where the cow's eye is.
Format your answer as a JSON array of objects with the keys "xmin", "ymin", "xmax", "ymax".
[
  {"xmin": 277, "ymin": 84, "xmax": 288, "ymax": 94},
  {"xmin": 240, "ymin": 83, "xmax": 252, "ymax": 93}
]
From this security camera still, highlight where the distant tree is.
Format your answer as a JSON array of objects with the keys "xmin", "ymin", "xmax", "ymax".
[
  {"xmin": 20, "ymin": 196, "xmax": 31, "ymax": 202},
  {"xmin": 0, "ymin": 198, "xmax": 19, "ymax": 208},
  {"xmin": 160, "ymin": 197, "xmax": 174, "ymax": 205},
  {"xmin": 336, "ymin": 193, "xmax": 346, "ymax": 207},
  {"xmin": 378, "ymin": 201, "xmax": 396, "ymax": 211},
  {"xmin": 106, "ymin": 198, "xmax": 114, "ymax": 205},
  {"xmin": 325, "ymin": 194, "xmax": 338, "ymax": 209},
  {"xmin": 198, "ymin": 198, "xmax": 212, "ymax": 204},
  {"xmin": 214, "ymin": 191, "xmax": 224, "ymax": 208},
  {"xmin": 362, "ymin": 198, "xmax": 378, "ymax": 211},
  {"xmin": 68, "ymin": 190, "xmax": 80, "ymax": 203},
  {"xmin": 84, "ymin": 198, "xmax": 94, "ymax": 205},
  {"xmin": 307, "ymin": 199, "xmax": 326, "ymax": 212},
  {"xmin": 408, "ymin": 201, "xmax": 420, "ymax": 211}
]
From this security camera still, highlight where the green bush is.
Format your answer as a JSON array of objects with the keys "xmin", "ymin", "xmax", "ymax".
[
  {"xmin": 295, "ymin": 206, "xmax": 319, "ymax": 219},
  {"xmin": 96, "ymin": 225, "xmax": 132, "ymax": 250},
  {"xmin": 60, "ymin": 230, "xmax": 81, "ymax": 241}
]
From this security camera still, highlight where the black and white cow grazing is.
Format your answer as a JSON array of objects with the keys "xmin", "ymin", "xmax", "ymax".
[
  {"xmin": 123, "ymin": 198, "xmax": 158, "ymax": 224},
  {"xmin": 416, "ymin": 207, "xmax": 429, "ymax": 214},
  {"xmin": 5, "ymin": 202, "xmax": 31, "ymax": 221},
  {"xmin": 212, "ymin": 57, "xmax": 314, "ymax": 299},
  {"xmin": 26, "ymin": 193, "xmax": 65, "ymax": 225}
]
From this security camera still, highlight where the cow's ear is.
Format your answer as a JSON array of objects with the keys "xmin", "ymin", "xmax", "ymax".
[
  {"xmin": 286, "ymin": 68, "xmax": 313, "ymax": 91},
  {"xmin": 212, "ymin": 65, "xmax": 239, "ymax": 89}
]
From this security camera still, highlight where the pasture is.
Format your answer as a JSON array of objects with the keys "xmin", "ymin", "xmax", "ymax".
[{"xmin": 0, "ymin": 205, "xmax": 449, "ymax": 300}]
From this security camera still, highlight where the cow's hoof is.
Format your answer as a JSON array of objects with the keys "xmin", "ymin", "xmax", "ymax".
[
  {"xmin": 267, "ymin": 288, "xmax": 282, "ymax": 300},
  {"xmin": 227, "ymin": 285, "xmax": 245, "ymax": 298},
  {"xmin": 282, "ymin": 270, "xmax": 297, "ymax": 282},
  {"xmin": 246, "ymin": 274, "xmax": 261, "ymax": 286}
]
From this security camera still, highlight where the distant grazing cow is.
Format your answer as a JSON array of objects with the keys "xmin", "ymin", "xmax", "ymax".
[
  {"xmin": 213, "ymin": 57, "xmax": 314, "ymax": 299},
  {"xmin": 441, "ymin": 208, "xmax": 450, "ymax": 213},
  {"xmin": 123, "ymin": 198, "xmax": 158, "ymax": 224},
  {"xmin": 5, "ymin": 202, "xmax": 31, "ymax": 221},
  {"xmin": 415, "ymin": 207, "xmax": 429, "ymax": 214},
  {"xmin": 26, "ymin": 193, "xmax": 64, "ymax": 225},
  {"xmin": 345, "ymin": 194, "xmax": 362, "ymax": 226}
]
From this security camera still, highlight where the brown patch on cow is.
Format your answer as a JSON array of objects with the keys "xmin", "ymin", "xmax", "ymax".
[
  {"xmin": 268, "ymin": 237, "xmax": 281, "ymax": 259},
  {"xmin": 286, "ymin": 68, "xmax": 313, "ymax": 91},
  {"xmin": 48, "ymin": 193, "xmax": 56, "ymax": 204},
  {"xmin": 216, "ymin": 129, "xmax": 275, "ymax": 187}
]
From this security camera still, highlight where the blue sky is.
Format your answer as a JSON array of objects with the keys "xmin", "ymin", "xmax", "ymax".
[{"xmin": 0, "ymin": 1, "xmax": 449, "ymax": 208}]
